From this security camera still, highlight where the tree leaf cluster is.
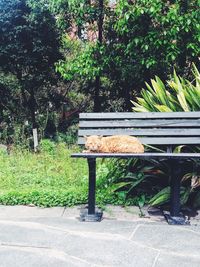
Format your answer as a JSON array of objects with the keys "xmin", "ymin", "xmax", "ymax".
[
  {"xmin": 56, "ymin": 0, "xmax": 200, "ymax": 111},
  {"xmin": 0, "ymin": 0, "xmax": 62, "ymax": 130}
]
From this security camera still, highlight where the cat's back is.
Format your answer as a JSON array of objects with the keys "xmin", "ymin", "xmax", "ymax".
[
  {"xmin": 102, "ymin": 135, "xmax": 144, "ymax": 153},
  {"xmin": 104, "ymin": 135, "xmax": 139, "ymax": 144}
]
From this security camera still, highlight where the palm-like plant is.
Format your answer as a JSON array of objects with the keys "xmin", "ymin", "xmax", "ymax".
[
  {"xmin": 132, "ymin": 64, "xmax": 200, "ymax": 112},
  {"xmin": 129, "ymin": 64, "xmax": 200, "ymax": 208},
  {"xmin": 102, "ymin": 65, "xmax": 200, "ymax": 209}
]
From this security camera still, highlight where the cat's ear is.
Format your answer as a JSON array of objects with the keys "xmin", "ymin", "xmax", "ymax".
[
  {"xmin": 84, "ymin": 135, "xmax": 88, "ymax": 140},
  {"xmin": 99, "ymin": 135, "xmax": 103, "ymax": 139}
]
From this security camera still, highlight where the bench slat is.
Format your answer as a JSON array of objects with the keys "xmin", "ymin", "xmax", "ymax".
[
  {"xmin": 80, "ymin": 119, "xmax": 200, "ymax": 128},
  {"xmin": 78, "ymin": 137, "xmax": 200, "ymax": 145},
  {"xmin": 79, "ymin": 128, "xmax": 200, "ymax": 137},
  {"xmin": 71, "ymin": 152, "xmax": 200, "ymax": 159},
  {"xmin": 80, "ymin": 112, "xmax": 200, "ymax": 120}
]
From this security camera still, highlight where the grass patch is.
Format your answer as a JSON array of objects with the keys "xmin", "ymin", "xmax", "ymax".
[
  {"xmin": 0, "ymin": 142, "xmax": 89, "ymax": 207},
  {"xmin": 0, "ymin": 141, "xmax": 139, "ymax": 207}
]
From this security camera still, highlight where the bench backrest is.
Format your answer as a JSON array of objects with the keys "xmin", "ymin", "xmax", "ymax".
[{"xmin": 77, "ymin": 112, "xmax": 200, "ymax": 149}]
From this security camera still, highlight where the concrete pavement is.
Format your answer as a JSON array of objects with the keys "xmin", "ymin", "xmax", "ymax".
[{"xmin": 0, "ymin": 205, "xmax": 199, "ymax": 267}]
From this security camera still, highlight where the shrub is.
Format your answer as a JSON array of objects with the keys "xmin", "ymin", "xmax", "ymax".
[
  {"xmin": 131, "ymin": 64, "xmax": 200, "ymax": 209},
  {"xmin": 105, "ymin": 64, "xmax": 200, "ymax": 209},
  {"xmin": 132, "ymin": 64, "xmax": 200, "ymax": 112}
]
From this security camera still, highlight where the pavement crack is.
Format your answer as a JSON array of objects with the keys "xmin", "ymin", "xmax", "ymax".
[
  {"xmin": 1, "ymin": 242, "xmax": 50, "ymax": 249},
  {"xmin": 128, "ymin": 224, "xmax": 143, "ymax": 240},
  {"xmin": 0, "ymin": 220, "xmax": 71, "ymax": 235},
  {"xmin": 177, "ymin": 226, "xmax": 200, "ymax": 236},
  {"xmin": 129, "ymin": 238, "xmax": 200, "ymax": 260},
  {"xmin": 0, "ymin": 242, "xmax": 100, "ymax": 266},
  {"xmin": 61, "ymin": 206, "xmax": 66, "ymax": 217},
  {"xmin": 129, "ymin": 238, "xmax": 160, "ymax": 252},
  {"xmin": 151, "ymin": 251, "xmax": 161, "ymax": 267}
]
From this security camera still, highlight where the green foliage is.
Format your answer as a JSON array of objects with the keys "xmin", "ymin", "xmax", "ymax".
[
  {"xmin": 40, "ymin": 139, "xmax": 57, "ymax": 154},
  {"xmin": 57, "ymin": 124, "xmax": 78, "ymax": 145},
  {"xmin": 148, "ymin": 186, "xmax": 190, "ymax": 207},
  {"xmin": 96, "ymin": 157, "xmax": 169, "ymax": 207},
  {"xmin": 0, "ymin": 0, "xmax": 62, "ymax": 128},
  {"xmin": 0, "ymin": 143, "xmax": 88, "ymax": 206},
  {"xmin": 0, "ymin": 189, "xmax": 87, "ymax": 207},
  {"xmin": 132, "ymin": 64, "xmax": 200, "ymax": 112},
  {"xmin": 56, "ymin": 0, "xmax": 200, "ymax": 111},
  {"xmin": 129, "ymin": 65, "xmax": 200, "ymax": 208},
  {"xmin": 0, "ymin": 143, "xmax": 138, "ymax": 207},
  {"xmin": 57, "ymin": 41, "xmax": 106, "ymax": 81},
  {"xmin": 115, "ymin": 0, "xmax": 199, "ymax": 72},
  {"xmin": 0, "ymin": 73, "xmax": 21, "ymax": 120},
  {"xmin": 0, "ymin": 0, "xmax": 61, "ymax": 74}
]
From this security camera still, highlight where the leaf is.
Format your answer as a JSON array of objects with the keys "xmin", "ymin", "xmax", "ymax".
[
  {"xmin": 126, "ymin": 174, "xmax": 147, "ymax": 191},
  {"xmin": 177, "ymin": 91, "xmax": 190, "ymax": 111},
  {"xmin": 144, "ymin": 145, "xmax": 165, "ymax": 152},
  {"xmin": 138, "ymin": 194, "xmax": 146, "ymax": 208},
  {"xmin": 154, "ymin": 104, "xmax": 173, "ymax": 112},
  {"xmin": 149, "ymin": 187, "xmax": 190, "ymax": 207},
  {"xmin": 180, "ymin": 188, "xmax": 190, "ymax": 205},
  {"xmin": 148, "ymin": 186, "xmax": 170, "ymax": 206},
  {"xmin": 173, "ymin": 145, "xmax": 185, "ymax": 153},
  {"xmin": 111, "ymin": 182, "xmax": 133, "ymax": 192},
  {"xmin": 155, "ymin": 76, "xmax": 168, "ymax": 106}
]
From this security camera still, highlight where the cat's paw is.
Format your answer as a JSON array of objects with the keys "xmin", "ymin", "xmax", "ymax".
[{"xmin": 83, "ymin": 150, "xmax": 90, "ymax": 153}]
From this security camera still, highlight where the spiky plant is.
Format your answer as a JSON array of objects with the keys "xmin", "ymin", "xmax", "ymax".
[
  {"xmin": 132, "ymin": 64, "xmax": 200, "ymax": 112},
  {"xmin": 129, "ymin": 64, "xmax": 200, "ymax": 208}
]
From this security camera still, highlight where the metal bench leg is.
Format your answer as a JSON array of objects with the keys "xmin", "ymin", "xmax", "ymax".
[
  {"xmin": 88, "ymin": 158, "xmax": 96, "ymax": 215},
  {"xmin": 170, "ymin": 159, "xmax": 181, "ymax": 217},
  {"xmin": 164, "ymin": 159, "xmax": 189, "ymax": 225},
  {"xmin": 80, "ymin": 158, "xmax": 103, "ymax": 222}
]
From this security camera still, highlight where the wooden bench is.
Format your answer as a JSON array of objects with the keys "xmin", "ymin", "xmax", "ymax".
[{"xmin": 71, "ymin": 111, "xmax": 200, "ymax": 224}]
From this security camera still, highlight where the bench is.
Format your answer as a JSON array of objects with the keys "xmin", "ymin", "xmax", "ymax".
[{"xmin": 71, "ymin": 111, "xmax": 200, "ymax": 224}]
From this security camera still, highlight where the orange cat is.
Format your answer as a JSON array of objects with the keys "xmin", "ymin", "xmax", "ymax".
[{"xmin": 84, "ymin": 135, "xmax": 144, "ymax": 153}]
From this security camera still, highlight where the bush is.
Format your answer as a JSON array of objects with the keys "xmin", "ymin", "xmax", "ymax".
[
  {"xmin": 132, "ymin": 64, "xmax": 200, "ymax": 112},
  {"xmin": 104, "ymin": 65, "xmax": 200, "ymax": 209},
  {"xmin": 40, "ymin": 139, "xmax": 57, "ymax": 154},
  {"xmin": 132, "ymin": 64, "xmax": 200, "ymax": 208}
]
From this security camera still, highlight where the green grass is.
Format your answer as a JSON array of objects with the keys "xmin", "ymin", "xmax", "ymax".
[
  {"xmin": 0, "ymin": 141, "xmax": 139, "ymax": 207},
  {"xmin": 0, "ymin": 142, "xmax": 90, "ymax": 206}
]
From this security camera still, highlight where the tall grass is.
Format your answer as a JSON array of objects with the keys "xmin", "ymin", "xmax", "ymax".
[
  {"xmin": 0, "ymin": 141, "xmax": 126, "ymax": 207},
  {"xmin": 0, "ymin": 142, "xmax": 90, "ymax": 206}
]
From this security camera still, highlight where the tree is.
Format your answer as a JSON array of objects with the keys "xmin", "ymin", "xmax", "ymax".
[
  {"xmin": 57, "ymin": 0, "xmax": 200, "ymax": 111},
  {"xmin": 0, "ymin": 0, "xmax": 62, "ymax": 131},
  {"xmin": 56, "ymin": 0, "xmax": 108, "ymax": 112}
]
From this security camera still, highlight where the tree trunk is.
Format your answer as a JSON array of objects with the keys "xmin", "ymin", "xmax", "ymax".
[
  {"xmin": 29, "ymin": 88, "xmax": 39, "ymax": 151},
  {"xmin": 98, "ymin": 0, "xmax": 104, "ymax": 44},
  {"xmin": 94, "ymin": 76, "xmax": 101, "ymax": 112},
  {"xmin": 93, "ymin": 0, "xmax": 104, "ymax": 112},
  {"xmin": 29, "ymin": 88, "xmax": 37, "ymax": 129},
  {"xmin": 178, "ymin": 0, "xmax": 188, "ymax": 74}
]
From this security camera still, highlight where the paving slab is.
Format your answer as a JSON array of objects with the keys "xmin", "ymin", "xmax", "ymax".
[
  {"xmin": 0, "ymin": 205, "xmax": 64, "ymax": 218},
  {"xmin": 155, "ymin": 252, "xmax": 200, "ymax": 267},
  {"xmin": 0, "ymin": 246, "xmax": 91, "ymax": 267},
  {"xmin": 0, "ymin": 217, "xmax": 145, "ymax": 238},
  {"xmin": 0, "ymin": 220, "xmax": 157, "ymax": 267},
  {"xmin": 0, "ymin": 205, "xmax": 199, "ymax": 267},
  {"xmin": 63, "ymin": 233, "xmax": 158, "ymax": 267},
  {"xmin": 131, "ymin": 224, "xmax": 200, "ymax": 257}
]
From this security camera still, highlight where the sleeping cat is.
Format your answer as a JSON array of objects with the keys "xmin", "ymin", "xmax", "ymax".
[{"xmin": 84, "ymin": 135, "xmax": 144, "ymax": 153}]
